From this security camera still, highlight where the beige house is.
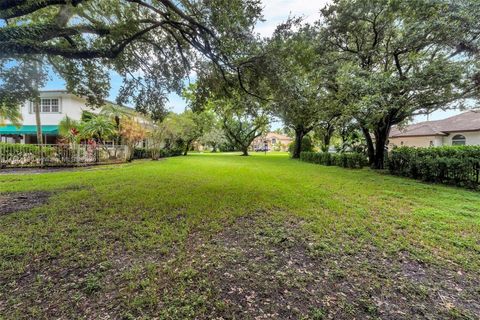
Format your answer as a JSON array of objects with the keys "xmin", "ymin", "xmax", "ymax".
[
  {"xmin": 251, "ymin": 132, "xmax": 293, "ymax": 152},
  {"xmin": 389, "ymin": 110, "xmax": 480, "ymax": 148}
]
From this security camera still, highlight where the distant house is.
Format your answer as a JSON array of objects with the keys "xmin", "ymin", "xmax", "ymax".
[
  {"xmin": 389, "ymin": 110, "xmax": 480, "ymax": 148},
  {"xmin": 251, "ymin": 132, "xmax": 293, "ymax": 152},
  {"xmin": 0, "ymin": 90, "xmax": 142, "ymax": 145}
]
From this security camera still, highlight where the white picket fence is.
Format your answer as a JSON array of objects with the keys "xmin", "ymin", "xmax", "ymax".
[{"xmin": 0, "ymin": 144, "xmax": 130, "ymax": 167}]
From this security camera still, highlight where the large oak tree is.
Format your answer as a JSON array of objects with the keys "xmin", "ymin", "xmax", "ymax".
[
  {"xmin": 263, "ymin": 21, "xmax": 340, "ymax": 158},
  {"xmin": 321, "ymin": 0, "xmax": 475, "ymax": 168}
]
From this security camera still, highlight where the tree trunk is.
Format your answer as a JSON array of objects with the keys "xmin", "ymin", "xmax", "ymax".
[
  {"xmin": 127, "ymin": 143, "xmax": 134, "ymax": 162},
  {"xmin": 321, "ymin": 125, "xmax": 334, "ymax": 152},
  {"xmin": 292, "ymin": 129, "xmax": 304, "ymax": 159},
  {"xmin": 361, "ymin": 126, "xmax": 375, "ymax": 166},
  {"xmin": 373, "ymin": 135, "xmax": 386, "ymax": 169},
  {"xmin": 34, "ymin": 96, "xmax": 45, "ymax": 167},
  {"xmin": 372, "ymin": 125, "xmax": 391, "ymax": 169},
  {"xmin": 241, "ymin": 146, "xmax": 249, "ymax": 156},
  {"xmin": 34, "ymin": 98, "xmax": 43, "ymax": 145},
  {"xmin": 183, "ymin": 139, "xmax": 193, "ymax": 156}
]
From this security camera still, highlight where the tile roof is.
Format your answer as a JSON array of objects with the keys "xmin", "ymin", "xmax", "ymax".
[
  {"xmin": 265, "ymin": 132, "xmax": 293, "ymax": 140},
  {"xmin": 390, "ymin": 110, "xmax": 480, "ymax": 138}
]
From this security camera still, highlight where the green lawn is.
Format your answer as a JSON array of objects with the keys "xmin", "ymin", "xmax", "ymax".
[{"xmin": 1, "ymin": 153, "xmax": 479, "ymax": 319}]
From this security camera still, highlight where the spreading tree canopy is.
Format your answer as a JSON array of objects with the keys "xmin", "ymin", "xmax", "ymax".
[
  {"xmin": 263, "ymin": 19, "xmax": 343, "ymax": 158},
  {"xmin": 0, "ymin": 0, "xmax": 263, "ymax": 120},
  {"xmin": 320, "ymin": 0, "xmax": 475, "ymax": 168}
]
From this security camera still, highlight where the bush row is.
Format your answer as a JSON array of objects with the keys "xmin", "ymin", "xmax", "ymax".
[
  {"xmin": 0, "ymin": 143, "xmax": 55, "ymax": 156},
  {"xmin": 387, "ymin": 146, "xmax": 480, "ymax": 188},
  {"xmin": 133, "ymin": 147, "xmax": 183, "ymax": 159},
  {"xmin": 391, "ymin": 145, "xmax": 480, "ymax": 159},
  {"xmin": 300, "ymin": 151, "xmax": 368, "ymax": 169}
]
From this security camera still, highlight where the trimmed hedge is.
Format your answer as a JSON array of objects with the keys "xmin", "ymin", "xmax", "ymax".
[
  {"xmin": 133, "ymin": 147, "xmax": 152, "ymax": 159},
  {"xmin": 387, "ymin": 146, "xmax": 480, "ymax": 188},
  {"xmin": 300, "ymin": 151, "xmax": 368, "ymax": 169},
  {"xmin": 133, "ymin": 147, "xmax": 183, "ymax": 159}
]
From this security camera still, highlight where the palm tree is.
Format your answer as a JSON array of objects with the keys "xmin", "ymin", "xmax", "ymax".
[
  {"xmin": 0, "ymin": 103, "xmax": 22, "ymax": 127},
  {"xmin": 79, "ymin": 115, "xmax": 117, "ymax": 146},
  {"xmin": 58, "ymin": 116, "xmax": 80, "ymax": 144}
]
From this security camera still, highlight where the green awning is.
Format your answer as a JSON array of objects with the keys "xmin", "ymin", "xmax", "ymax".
[{"xmin": 0, "ymin": 125, "xmax": 59, "ymax": 135}]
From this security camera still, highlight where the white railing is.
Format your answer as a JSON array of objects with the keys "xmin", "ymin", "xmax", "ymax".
[{"xmin": 0, "ymin": 143, "xmax": 130, "ymax": 167}]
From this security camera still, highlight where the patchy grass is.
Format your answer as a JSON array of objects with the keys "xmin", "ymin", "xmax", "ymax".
[{"xmin": 0, "ymin": 153, "xmax": 479, "ymax": 319}]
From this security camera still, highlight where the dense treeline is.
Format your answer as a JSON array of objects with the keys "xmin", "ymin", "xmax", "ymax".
[{"xmin": 300, "ymin": 151, "xmax": 368, "ymax": 169}]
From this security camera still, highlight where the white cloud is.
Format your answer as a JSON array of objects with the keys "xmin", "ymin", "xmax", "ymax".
[{"xmin": 255, "ymin": 0, "xmax": 331, "ymax": 37}]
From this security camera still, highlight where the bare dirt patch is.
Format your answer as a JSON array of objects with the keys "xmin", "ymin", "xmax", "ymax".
[
  {"xmin": 1, "ymin": 211, "xmax": 479, "ymax": 319},
  {"xmin": 0, "ymin": 191, "xmax": 51, "ymax": 215},
  {"xmin": 176, "ymin": 213, "xmax": 480, "ymax": 319}
]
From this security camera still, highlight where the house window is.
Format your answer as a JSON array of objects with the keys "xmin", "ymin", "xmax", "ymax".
[
  {"xmin": 41, "ymin": 99, "xmax": 51, "ymax": 112},
  {"xmin": 271, "ymin": 138, "xmax": 276, "ymax": 144},
  {"xmin": 429, "ymin": 141, "xmax": 434, "ymax": 147},
  {"xmin": 32, "ymin": 98, "xmax": 61, "ymax": 113},
  {"xmin": 452, "ymin": 134, "xmax": 466, "ymax": 146},
  {"xmin": 51, "ymin": 99, "xmax": 59, "ymax": 112}
]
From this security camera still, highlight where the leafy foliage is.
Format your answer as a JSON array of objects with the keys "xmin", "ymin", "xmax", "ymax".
[
  {"xmin": 0, "ymin": 102, "xmax": 22, "ymax": 126},
  {"xmin": 132, "ymin": 147, "xmax": 182, "ymax": 160},
  {"xmin": 119, "ymin": 117, "xmax": 147, "ymax": 160},
  {"xmin": 199, "ymin": 128, "xmax": 226, "ymax": 152},
  {"xmin": 0, "ymin": 142, "xmax": 54, "ymax": 157},
  {"xmin": 388, "ymin": 146, "xmax": 480, "ymax": 188},
  {"xmin": 1, "ymin": 0, "xmax": 263, "ymax": 118},
  {"xmin": 145, "ymin": 110, "xmax": 212, "ymax": 158},
  {"xmin": 300, "ymin": 151, "xmax": 368, "ymax": 169},
  {"xmin": 263, "ymin": 20, "xmax": 340, "ymax": 158},
  {"xmin": 222, "ymin": 114, "xmax": 268, "ymax": 156},
  {"xmin": 321, "ymin": 0, "xmax": 475, "ymax": 168},
  {"xmin": 79, "ymin": 114, "xmax": 117, "ymax": 144},
  {"xmin": 58, "ymin": 116, "xmax": 80, "ymax": 143},
  {"xmin": 288, "ymin": 136, "xmax": 314, "ymax": 156}
]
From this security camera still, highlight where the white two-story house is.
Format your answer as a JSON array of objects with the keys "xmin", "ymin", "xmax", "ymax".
[{"xmin": 0, "ymin": 90, "xmax": 141, "ymax": 145}]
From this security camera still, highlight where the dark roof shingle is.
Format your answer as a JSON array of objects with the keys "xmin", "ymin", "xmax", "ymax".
[{"xmin": 390, "ymin": 110, "xmax": 480, "ymax": 138}]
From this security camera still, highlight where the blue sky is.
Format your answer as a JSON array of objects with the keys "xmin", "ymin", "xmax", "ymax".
[{"xmin": 43, "ymin": 0, "xmax": 467, "ymax": 123}]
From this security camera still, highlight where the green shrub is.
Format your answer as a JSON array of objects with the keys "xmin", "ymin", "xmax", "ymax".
[
  {"xmin": 300, "ymin": 151, "xmax": 367, "ymax": 169},
  {"xmin": 133, "ymin": 147, "xmax": 183, "ymax": 160},
  {"xmin": 133, "ymin": 147, "xmax": 151, "ymax": 159},
  {"xmin": 0, "ymin": 143, "xmax": 54, "ymax": 156},
  {"xmin": 387, "ymin": 146, "xmax": 480, "ymax": 188},
  {"xmin": 160, "ymin": 148, "xmax": 183, "ymax": 157},
  {"xmin": 0, "ymin": 143, "xmax": 68, "ymax": 167},
  {"xmin": 289, "ymin": 136, "xmax": 314, "ymax": 155},
  {"xmin": 0, "ymin": 143, "xmax": 56, "ymax": 160}
]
